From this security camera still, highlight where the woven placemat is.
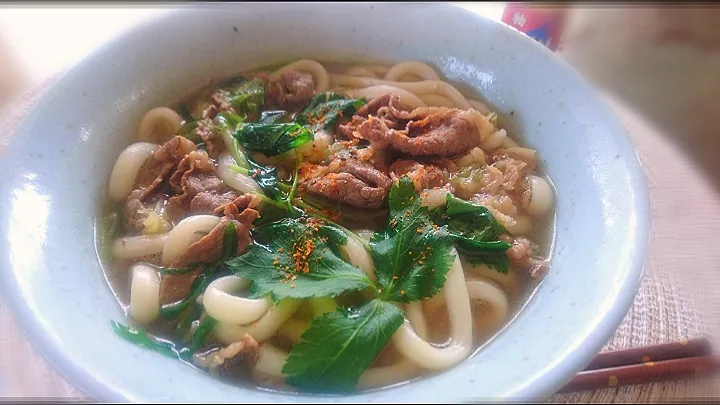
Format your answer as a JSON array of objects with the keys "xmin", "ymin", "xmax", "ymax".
[{"xmin": 0, "ymin": 80, "xmax": 718, "ymax": 402}]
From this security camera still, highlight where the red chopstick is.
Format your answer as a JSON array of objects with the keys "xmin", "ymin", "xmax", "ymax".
[{"xmin": 560, "ymin": 338, "xmax": 719, "ymax": 393}]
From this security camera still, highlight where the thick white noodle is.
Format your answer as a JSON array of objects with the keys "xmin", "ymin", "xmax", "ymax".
[
  {"xmin": 419, "ymin": 188, "xmax": 450, "ymax": 209},
  {"xmin": 269, "ymin": 59, "xmax": 330, "ymax": 93},
  {"xmin": 255, "ymin": 344, "xmax": 289, "ymax": 378},
  {"xmin": 462, "ymin": 260, "xmax": 518, "ymax": 292},
  {"xmin": 404, "ymin": 302, "xmax": 428, "ymax": 340},
  {"xmin": 359, "ymin": 302, "xmax": 424, "ymax": 391},
  {"xmin": 213, "ymin": 299, "xmax": 301, "ymax": 344},
  {"xmin": 128, "ymin": 263, "xmax": 161, "ymax": 325},
  {"xmin": 343, "ymin": 85, "xmax": 427, "ymax": 110},
  {"xmin": 161, "ymin": 215, "xmax": 221, "ymax": 265},
  {"xmin": 392, "ymin": 251, "xmax": 473, "ymax": 370},
  {"xmin": 468, "ymin": 99, "xmax": 491, "ymax": 115},
  {"xmin": 506, "ymin": 214, "xmax": 533, "ymax": 236},
  {"xmin": 524, "ymin": 175, "xmax": 554, "ymax": 217},
  {"xmin": 353, "ymin": 64, "xmax": 392, "ymax": 75},
  {"xmin": 339, "ymin": 235, "xmax": 377, "ymax": 281},
  {"xmin": 108, "ymin": 142, "xmax": 159, "ymax": 201},
  {"xmin": 384, "ymin": 61, "xmax": 441, "ymax": 82},
  {"xmin": 357, "ymin": 355, "xmax": 417, "ymax": 390},
  {"xmin": 112, "ymin": 233, "xmax": 168, "ymax": 260},
  {"xmin": 217, "ymin": 153, "xmax": 263, "ymax": 195},
  {"xmin": 220, "ymin": 130, "xmax": 250, "ymax": 168},
  {"xmin": 480, "ymin": 129, "xmax": 507, "ymax": 150},
  {"xmin": 344, "ymin": 67, "xmax": 379, "ymax": 78},
  {"xmin": 418, "ymin": 94, "xmax": 456, "ymax": 108},
  {"xmin": 136, "ymin": 107, "xmax": 184, "ymax": 144},
  {"xmin": 329, "ymin": 75, "xmax": 471, "ymax": 109},
  {"xmin": 466, "ymin": 279, "xmax": 509, "ymax": 321},
  {"xmin": 500, "ymin": 135, "xmax": 519, "ymax": 148},
  {"xmin": 505, "ymin": 147, "xmax": 537, "ymax": 166},
  {"xmin": 203, "ymin": 276, "xmax": 272, "ymax": 325}
]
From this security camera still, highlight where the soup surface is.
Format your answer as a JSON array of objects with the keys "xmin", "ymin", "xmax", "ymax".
[{"xmin": 97, "ymin": 59, "xmax": 555, "ymax": 393}]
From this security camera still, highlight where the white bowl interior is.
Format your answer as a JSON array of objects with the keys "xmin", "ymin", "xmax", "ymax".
[{"xmin": 0, "ymin": 4, "xmax": 649, "ymax": 402}]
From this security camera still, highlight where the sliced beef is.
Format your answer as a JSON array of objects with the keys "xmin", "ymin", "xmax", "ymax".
[
  {"xmin": 500, "ymin": 235, "xmax": 549, "ymax": 279},
  {"xmin": 265, "ymin": 71, "xmax": 315, "ymax": 110},
  {"xmin": 166, "ymin": 150, "xmax": 223, "ymax": 223},
  {"xmin": 160, "ymin": 213, "xmax": 258, "ymax": 305},
  {"xmin": 196, "ymin": 120, "xmax": 225, "ymax": 159},
  {"xmin": 389, "ymin": 159, "xmax": 449, "ymax": 192},
  {"xmin": 131, "ymin": 136, "xmax": 197, "ymax": 202},
  {"xmin": 338, "ymin": 93, "xmax": 407, "ymax": 138},
  {"xmin": 299, "ymin": 154, "xmax": 392, "ymax": 209},
  {"xmin": 301, "ymin": 172, "xmax": 388, "ymax": 209},
  {"xmin": 209, "ymin": 333, "xmax": 260, "ymax": 381},
  {"xmin": 123, "ymin": 189, "xmax": 171, "ymax": 233},
  {"xmin": 356, "ymin": 109, "xmax": 481, "ymax": 157}
]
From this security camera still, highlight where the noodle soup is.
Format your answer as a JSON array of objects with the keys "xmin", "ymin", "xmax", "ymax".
[{"xmin": 97, "ymin": 59, "xmax": 555, "ymax": 393}]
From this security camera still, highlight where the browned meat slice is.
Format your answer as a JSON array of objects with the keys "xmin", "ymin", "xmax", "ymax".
[
  {"xmin": 338, "ymin": 93, "xmax": 407, "ymax": 138},
  {"xmin": 266, "ymin": 71, "xmax": 315, "ymax": 110},
  {"xmin": 212, "ymin": 194, "xmax": 262, "ymax": 221},
  {"xmin": 196, "ymin": 120, "xmax": 225, "ymax": 159},
  {"xmin": 209, "ymin": 333, "xmax": 260, "ymax": 381},
  {"xmin": 328, "ymin": 153, "xmax": 393, "ymax": 192},
  {"xmin": 130, "ymin": 136, "xmax": 197, "ymax": 202},
  {"xmin": 356, "ymin": 109, "xmax": 481, "ymax": 157},
  {"xmin": 188, "ymin": 191, "xmax": 261, "ymax": 219},
  {"xmin": 166, "ymin": 150, "xmax": 223, "ymax": 223},
  {"xmin": 155, "ymin": 135, "xmax": 197, "ymax": 165},
  {"xmin": 299, "ymin": 155, "xmax": 392, "ymax": 209},
  {"xmin": 160, "ymin": 213, "xmax": 258, "ymax": 305},
  {"xmin": 189, "ymin": 191, "xmax": 238, "ymax": 215},
  {"xmin": 389, "ymin": 159, "xmax": 449, "ymax": 192},
  {"xmin": 500, "ymin": 235, "xmax": 549, "ymax": 279},
  {"xmin": 302, "ymin": 172, "xmax": 388, "ymax": 209}
]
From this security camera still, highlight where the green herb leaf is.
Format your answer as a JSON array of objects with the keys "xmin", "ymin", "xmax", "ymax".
[
  {"xmin": 110, "ymin": 320, "xmax": 186, "ymax": 360},
  {"xmin": 233, "ymin": 123, "xmax": 313, "ymax": 157},
  {"xmin": 178, "ymin": 121, "xmax": 202, "ymax": 143},
  {"xmin": 187, "ymin": 315, "xmax": 217, "ymax": 353},
  {"xmin": 214, "ymin": 111, "xmax": 246, "ymax": 132},
  {"xmin": 217, "ymin": 78, "xmax": 265, "ymax": 120},
  {"xmin": 225, "ymin": 218, "xmax": 373, "ymax": 303},
  {"xmin": 441, "ymin": 195, "xmax": 511, "ymax": 273},
  {"xmin": 176, "ymin": 302, "xmax": 204, "ymax": 341},
  {"xmin": 295, "ymin": 93, "xmax": 366, "ymax": 133},
  {"xmin": 370, "ymin": 176, "xmax": 455, "ymax": 302},
  {"xmin": 112, "ymin": 314, "xmax": 217, "ymax": 363},
  {"xmin": 282, "ymin": 299, "xmax": 403, "ymax": 392}
]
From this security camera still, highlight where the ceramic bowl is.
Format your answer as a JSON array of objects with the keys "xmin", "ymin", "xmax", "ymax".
[{"xmin": 0, "ymin": 3, "xmax": 650, "ymax": 402}]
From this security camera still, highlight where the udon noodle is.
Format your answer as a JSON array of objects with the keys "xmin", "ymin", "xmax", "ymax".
[{"xmin": 97, "ymin": 59, "xmax": 555, "ymax": 394}]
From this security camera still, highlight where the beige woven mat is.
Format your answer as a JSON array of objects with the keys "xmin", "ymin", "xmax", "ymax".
[{"xmin": 0, "ymin": 82, "xmax": 718, "ymax": 402}]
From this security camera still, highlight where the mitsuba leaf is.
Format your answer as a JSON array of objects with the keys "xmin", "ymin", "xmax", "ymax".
[
  {"xmin": 225, "ymin": 217, "xmax": 373, "ymax": 303},
  {"xmin": 439, "ymin": 195, "xmax": 511, "ymax": 273},
  {"xmin": 217, "ymin": 77, "xmax": 265, "ymax": 120},
  {"xmin": 233, "ymin": 122, "xmax": 313, "ymax": 157},
  {"xmin": 370, "ymin": 176, "xmax": 455, "ymax": 302},
  {"xmin": 282, "ymin": 299, "xmax": 404, "ymax": 392},
  {"xmin": 295, "ymin": 93, "xmax": 366, "ymax": 133}
]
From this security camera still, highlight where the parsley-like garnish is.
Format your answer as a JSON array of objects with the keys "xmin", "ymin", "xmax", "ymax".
[
  {"xmin": 295, "ymin": 93, "xmax": 366, "ymax": 133},
  {"xmin": 370, "ymin": 177, "xmax": 455, "ymax": 302},
  {"xmin": 281, "ymin": 299, "xmax": 403, "ymax": 393},
  {"xmin": 225, "ymin": 217, "xmax": 375, "ymax": 303}
]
